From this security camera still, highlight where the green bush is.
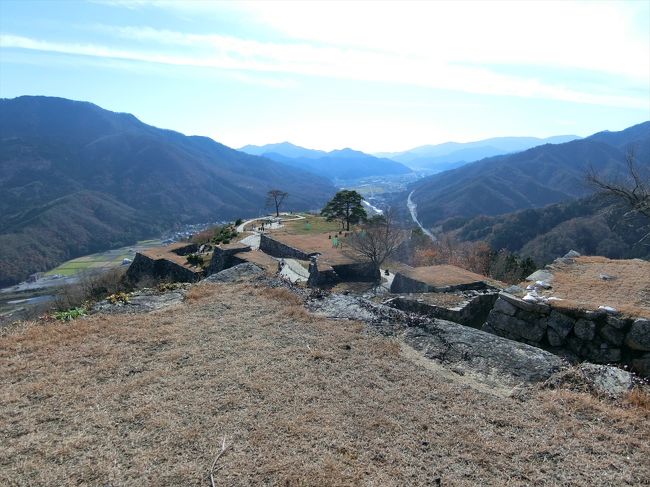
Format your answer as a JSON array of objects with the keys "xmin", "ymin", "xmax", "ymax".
[{"xmin": 54, "ymin": 307, "xmax": 87, "ymax": 321}]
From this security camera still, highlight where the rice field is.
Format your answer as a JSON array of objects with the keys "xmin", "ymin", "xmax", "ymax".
[{"xmin": 45, "ymin": 241, "xmax": 162, "ymax": 277}]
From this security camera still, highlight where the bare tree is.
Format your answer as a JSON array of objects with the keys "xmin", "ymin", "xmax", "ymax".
[
  {"xmin": 587, "ymin": 148, "xmax": 650, "ymax": 243},
  {"xmin": 266, "ymin": 189, "xmax": 288, "ymax": 217},
  {"xmin": 345, "ymin": 208, "xmax": 406, "ymax": 279},
  {"xmin": 587, "ymin": 149, "xmax": 650, "ymax": 219}
]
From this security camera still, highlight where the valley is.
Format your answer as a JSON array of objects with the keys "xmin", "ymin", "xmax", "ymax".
[{"xmin": 2, "ymin": 3, "xmax": 649, "ymax": 485}]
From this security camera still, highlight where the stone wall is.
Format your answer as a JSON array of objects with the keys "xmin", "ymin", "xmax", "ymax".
[
  {"xmin": 171, "ymin": 243, "xmax": 199, "ymax": 256},
  {"xmin": 259, "ymin": 235, "xmax": 314, "ymax": 260},
  {"xmin": 387, "ymin": 292, "xmax": 499, "ymax": 329},
  {"xmin": 331, "ymin": 262, "xmax": 380, "ymax": 282},
  {"xmin": 126, "ymin": 252, "xmax": 202, "ymax": 284},
  {"xmin": 307, "ymin": 259, "xmax": 338, "ymax": 287},
  {"xmin": 483, "ymin": 292, "xmax": 650, "ymax": 378},
  {"xmin": 208, "ymin": 244, "xmax": 251, "ymax": 274},
  {"xmin": 390, "ymin": 272, "xmax": 494, "ymax": 294}
]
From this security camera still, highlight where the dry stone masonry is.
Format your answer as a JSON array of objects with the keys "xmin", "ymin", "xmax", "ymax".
[{"xmin": 483, "ymin": 292, "xmax": 650, "ymax": 378}]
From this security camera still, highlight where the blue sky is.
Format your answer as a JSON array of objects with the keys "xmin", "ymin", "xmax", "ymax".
[{"xmin": 1, "ymin": 0, "xmax": 648, "ymax": 152}]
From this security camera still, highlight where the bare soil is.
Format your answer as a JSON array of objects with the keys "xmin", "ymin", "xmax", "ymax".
[
  {"xmin": 1, "ymin": 282, "xmax": 649, "ymax": 486},
  {"xmin": 394, "ymin": 263, "xmax": 498, "ymax": 288}
]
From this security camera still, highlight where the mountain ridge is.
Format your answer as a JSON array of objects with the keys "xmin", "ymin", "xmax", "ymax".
[
  {"xmin": 0, "ymin": 96, "xmax": 336, "ymax": 285},
  {"xmin": 377, "ymin": 135, "xmax": 581, "ymax": 172},
  {"xmin": 239, "ymin": 142, "xmax": 412, "ymax": 181},
  {"xmin": 409, "ymin": 121, "xmax": 650, "ymax": 229}
]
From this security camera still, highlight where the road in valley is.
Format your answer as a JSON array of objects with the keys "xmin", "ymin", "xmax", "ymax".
[{"xmin": 407, "ymin": 190, "xmax": 436, "ymax": 241}]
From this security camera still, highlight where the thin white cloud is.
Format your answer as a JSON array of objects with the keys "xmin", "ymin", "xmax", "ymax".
[
  {"xmin": 2, "ymin": 30, "xmax": 646, "ymax": 109},
  {"xmin": 100, "ymin": 0, "xmax": 650, "ymax": 82}
]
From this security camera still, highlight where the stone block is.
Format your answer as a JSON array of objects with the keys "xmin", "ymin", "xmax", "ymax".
[
  {"xmin": 547, "ymin": 328, "xmax": 565, "ymax": 347},
  {"xmin": 492, "ymin": 297, "xmax": 517, "ymax": 316},
  {"xmin": 583, "ymin": 342, "xmax": 621, "ymax": 364},
  {"xmin": 546, "ymin": 311, "xmax": 574, "ymax": 340},
  {"xmin": 624, "ymin": 319, "xmax": 650, "ymax": 351},
  {"xmin": 566, "ymin": 336, "xmax": 584, "ymax": 355},
  {"xmin": 574, "ymin": 319, "xmax": 596, "ymax": 341},
  {"xmin": 599, "ymin": 324, "xmax": 625, "ymax": 346},
  {"xmin": 631, "ymin": 353, "xmax": 650, "ymax": 378},
  {"xmin": 499, "ymin": 292, "xmax": 550, "ymax": 314},
  {"xmin": 606, "ymin": 315, "xmax": 629, "ymax": 330},
  {"xmin": 489, "ymin": 310, "xmax": 546, "ymax": 343}
]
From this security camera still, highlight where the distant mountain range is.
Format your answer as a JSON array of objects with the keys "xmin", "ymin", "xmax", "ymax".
[
  {"xmin": 0, "ymin": 96, "xmax": 335, "ymax": 286},
  {"xmin": 409, "ymin": 121, "xmax": 650, "ymax": 229},
  {"xmin": 377, "ymin": 135, "xmax": 580, "ymax": 172},
  {"xmin": 239, "ymin": 142, "xmax": 412, "ymax": 181}
]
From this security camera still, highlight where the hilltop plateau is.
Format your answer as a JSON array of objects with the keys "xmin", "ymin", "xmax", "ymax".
[{"xmin": 2, "ymin": 272, "xmax": 648, "ymax": 485}]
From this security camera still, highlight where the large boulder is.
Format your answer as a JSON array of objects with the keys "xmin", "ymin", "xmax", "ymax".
[
  {"xmin": 204, "ymin": 263, "xmax": 265, "ymax": 283},
  {"xmin": 405, "ymin": 319, "xmax": 567, "ymax": 385},
  {"xmin": 544, "ymin": 363, "xmax": 634, "ymax": 398}
]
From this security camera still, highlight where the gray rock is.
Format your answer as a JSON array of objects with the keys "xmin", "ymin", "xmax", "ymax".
[
  {"xmin": 545, "ymin": 363, "xmax": 632, "ymax": 397},
  {"xmin": 566, "ymin": 336, "xmax": 584, "ymax": 355},
  {"xmin": 203, "ymin": 263, "xmax": 265, "ymax": 283},
  {"xmin": 631, "ymin": 354, "xmax": 650, "ymax": 378},
  {"xmin": 487, "ymin": 310, "xmax": 546, "ymax": 343},
  {"xmin": 583, "ymin": 342, "xmax": 621, "ymax": 364},
  {"xmin": 599, "ymin": 324, "xmax": 625, "ymax": 346},
  {"xmin": 563, "ymin": 250, "xmax": 581, "ymax": 258},
  {"xmin": 526, "ymin": 269, "xmax": 554, "ymax": 282},
  {"xmin": 504, "ymin": 285, "xmax": 524, "ymax": 295},
  {"xmin": 492, "ymin": 297, "xmax": 517, "ymax": 316},
  {"xmin": 546, "ymin": 311, "xmax": 574, "ymax": 343},
  {"xmin": 606, "ymin": 315, "xmax": 628, "ymax": 330},
  {"xmin": 624, "ymin": 319, "xmax": 650, "ymax": 351},
  {"xmin": 577, "ymin": 363, "xmax": 632, "ymax": 397},
  {"xmin": 405, "ymin": 319, "xmax": 567, "ymax": 385},
  {"xmin": 308, "ymin": 294, "xmax": 377, "ymax": 321},
  {"xmin": 499, "ymin": 292, "xmax": 550, "ymax": 314},
  {"xmin": 92, "ymin": 291, "xmax": 185, "ymax": 314},
  {"xmin": 547, "ymin": 328, "xmax": 565, "ymax": 347},
  {"xmin": 574, "ymin": 319, "xmax": 596, "ymax": 341}
]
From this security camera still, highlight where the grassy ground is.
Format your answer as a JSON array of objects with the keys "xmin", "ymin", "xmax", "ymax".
[
  {"xmin": 44, "ymin": 240, "xmax": 161, "ymax": 277},
  {"xmin": 1, "ymin": 282, "xmax": 649, "ymax": 486},
  {"xmin": 282, "ymin": 215, "xmax": 344, "ymax": 235}
]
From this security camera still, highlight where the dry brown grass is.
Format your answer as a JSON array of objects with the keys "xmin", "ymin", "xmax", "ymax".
[
  {"xmin": 546, "ymin": 256, "xmax": 650, "ymax": 318},
  {"xmin": 2, "ymin": 282, "xmax": 649, "ymax": 486},
  {"xmin": 624, "ymin": 388, "xmax": 650, "ymax": 414}
]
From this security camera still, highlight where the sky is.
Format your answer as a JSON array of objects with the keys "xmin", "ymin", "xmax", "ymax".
[{"xmin": 0, "ymin": 0, "xmax": 649, "ymax": 153}]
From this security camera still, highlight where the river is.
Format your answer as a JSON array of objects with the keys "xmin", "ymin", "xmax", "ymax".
[{"xmin": 407, "ymin": 190, "xmax": 436, "ymax": 241}]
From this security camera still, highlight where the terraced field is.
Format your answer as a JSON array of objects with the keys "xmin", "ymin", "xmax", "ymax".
[{"xmin": 45, "ymin": 240, "xmax": 163, "ymax": 277}]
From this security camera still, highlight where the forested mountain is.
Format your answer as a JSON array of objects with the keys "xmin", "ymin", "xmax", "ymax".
[
  {"xmin": 444, "ymin": 193, "xmax": 650, "ymax": 265},
  {"xmin": 240, "ymin": 143, "xmax": 412, "ymax": 181},
  {"xmin": 409, "ymin": 121, "xmax": 650, "ymax": 229},
  {"xmin": 0, "ymin": 96, "xmax": 335, "ymax": 285},
  {"xmin": 378, "ymin": 135, "xmax": 580, "ymax": 171}
]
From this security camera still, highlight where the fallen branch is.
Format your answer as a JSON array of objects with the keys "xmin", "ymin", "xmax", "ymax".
[{"xmin": 209, "ymin": 436, "xmax": 230, "ymax": 487}]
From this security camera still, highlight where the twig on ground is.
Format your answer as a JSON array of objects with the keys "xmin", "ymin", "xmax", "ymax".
[{"xmin": 209, "ymin": 436, "xmax": 230, "ymax": 487}]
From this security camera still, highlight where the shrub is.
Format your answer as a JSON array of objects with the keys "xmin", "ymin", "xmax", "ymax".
[
  {"xmin": 107, "ymin": 291, "xmax": 130, "ymax": 304},
  {"xmin": 186, "ymin": 253, "xmax": 202, "ymax": 267},
  {"xmin": 53, "ymin": 306, "xmax": 87, "ymax": 321},
  {"xmin": 54, "ymin": 268, "xmax": 129, "ymax": 310}
]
